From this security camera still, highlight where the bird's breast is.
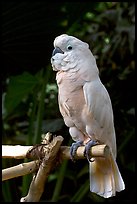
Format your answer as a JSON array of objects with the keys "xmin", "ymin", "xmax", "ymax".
[{"xmin": 56, "ymin": 71, "xmax": 86, "ymax": 126}]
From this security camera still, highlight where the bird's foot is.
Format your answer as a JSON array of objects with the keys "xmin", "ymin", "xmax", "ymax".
[
  {"xmin": 84, "ymin": 140, "xmax": 99, "ymax": 162},
  {"xmin": 70, "ymin": 141, "xmax": 84, "ymax": 162}
]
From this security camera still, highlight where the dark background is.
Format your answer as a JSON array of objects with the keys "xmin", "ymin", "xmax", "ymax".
[{"xmin": 2, "ymin": 2, "xmax": 135, "ymax": 202}]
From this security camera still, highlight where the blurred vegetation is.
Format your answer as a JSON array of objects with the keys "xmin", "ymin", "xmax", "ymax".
[{"xmin": 2, "ymin": 2, "xmax": 135, "ymax": 202}]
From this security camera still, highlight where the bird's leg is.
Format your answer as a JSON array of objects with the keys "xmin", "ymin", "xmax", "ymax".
[
  {"xmin": 84, "ymin": 140, "xmax": 99, "ymax": 162},
  {"xmin": 70, "ymin": 141, "xmax": 84, "ymax": 162}
]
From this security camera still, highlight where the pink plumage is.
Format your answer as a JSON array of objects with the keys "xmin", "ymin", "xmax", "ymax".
[{"xmin": 51, "ymin": 34, "xmax": 125, "ymax": 198}]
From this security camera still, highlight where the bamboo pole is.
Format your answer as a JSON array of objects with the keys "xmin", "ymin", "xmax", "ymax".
[
  {"xmin": 2, "ymin": 144, "xmax": 109, "ymax": 160},
  {"xmin": 2, "ymin": 134, "xmax": 111, "ymax": 202},
  {"xmin": 2, "ymin": 143, "xmax": 110, "ymax": 181}
]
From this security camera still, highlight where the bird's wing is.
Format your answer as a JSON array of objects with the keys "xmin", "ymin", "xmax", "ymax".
[{"xmin": 83, "ymin": 79, "xmax": 116, "ymax": 157}]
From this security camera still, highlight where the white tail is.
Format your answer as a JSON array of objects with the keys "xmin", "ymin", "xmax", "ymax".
[{"xmin": 89, "ymin": 154, "xmax": 125, "ymax": 198}]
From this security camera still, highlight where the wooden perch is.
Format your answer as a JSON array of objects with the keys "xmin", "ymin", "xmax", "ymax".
[
  {"xmin": 2, "ymin": 133, "xmax": 111, "ymax": 202},
  {"xmin": 2, "ymin": 160, "xmax": 39, "ymax": 181},
  {"xmin": 2, "ymin": 143, "xmax": 109, "ymax": 160},
  {"xmin": 2, "ymin": 145, "xmax": 32, "ymax": 159},
  {"xmin": 2, "ymin": 142, "xmax": 110, "ymax": 181},
  {"xmin": 60, "ymin": 144, "xmax": 110, "ymax": 160},
  {"xmin": 20, "ymin": 135, "xmax": 63, "ymax": 202}
]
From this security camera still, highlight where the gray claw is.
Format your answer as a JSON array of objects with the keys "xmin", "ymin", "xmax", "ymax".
[
  {"xmin": 84, "ymin": 140, "xmax": 98, "ymax": 162},
  {"xmin": 70, "ymin": 141, "xmax": 83, "ymax": 162}
]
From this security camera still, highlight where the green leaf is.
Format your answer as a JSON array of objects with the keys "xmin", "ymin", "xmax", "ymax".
[{"xmin": 4, "ymin": 72, "xmax": 39, "ymax": 116}]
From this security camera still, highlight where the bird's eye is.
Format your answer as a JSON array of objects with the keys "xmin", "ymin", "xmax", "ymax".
[{"xmin": 67, "ymin": 45, "xmax": 72, "ymax": 50}]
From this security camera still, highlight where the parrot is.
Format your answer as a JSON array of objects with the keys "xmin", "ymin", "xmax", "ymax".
[{"xmin": 51, "ymin": 34, "xmax": 125, "ymax": 198}]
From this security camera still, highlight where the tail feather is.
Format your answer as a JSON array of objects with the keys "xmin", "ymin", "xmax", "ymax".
[
  {"xmin": 110, "ymin": 154, "xmax": 125, "ymax": 192},
  {"xmin": 89, "ymin": 155, "xmax": 125, "ymax": 198}
]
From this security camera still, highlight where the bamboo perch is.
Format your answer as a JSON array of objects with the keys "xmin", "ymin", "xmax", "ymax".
[
  {"xmin": 2, "ymin": 160, "xmax": 39, "ymax": 181},
  {"xmin": 2, "ymin": 134, "xmax": 111, "ymax": 202},
  {"xmin": 2, "ymin": 145, "xmax": 32, "ymax": 159},
  {"xmin": 2, "ymin": 143, "xmax": 110, "ymax": 181},
  {"xmin": 20, "ymin": 135, "xmax": 64, "ymax": 202},
  {"xmin": 2, "ymin": 143, "xmax": 109, "ymax": 160},
  {"xmin": 60, "ymin": 144, "xmax": 110, "ymax": 160},
  {"xmin": 2, "ymin": 132, "xmax": 52, "ymax": 159}
]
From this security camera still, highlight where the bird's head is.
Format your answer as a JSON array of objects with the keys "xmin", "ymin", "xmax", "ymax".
[{"xmin": 51, "ymin": 34, "xmax": 90, "ymax": 72}]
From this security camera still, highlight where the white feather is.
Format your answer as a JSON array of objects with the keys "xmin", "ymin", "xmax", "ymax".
[{"xmin": 51, "ymin": 34, "xmax": 125, "ymax": 198}]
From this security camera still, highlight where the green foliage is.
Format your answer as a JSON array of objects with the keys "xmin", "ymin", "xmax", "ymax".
[
  {"xmin": 4, "ymin": 72, "xmax": 39, "ymax": 117},
  {"xmin": 2, "ymin": 2, "xmax": 135, "ymax": 202}
]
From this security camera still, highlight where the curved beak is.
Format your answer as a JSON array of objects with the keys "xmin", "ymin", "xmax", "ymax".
[{"xmin": 52, "ymin": 47, "xmax": 64, "ymax": 57}]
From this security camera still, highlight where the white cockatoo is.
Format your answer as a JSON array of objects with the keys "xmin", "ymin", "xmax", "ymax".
[{"xmin": 51, "ymin": 34, "xmax": 125, "ymax": 198}]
